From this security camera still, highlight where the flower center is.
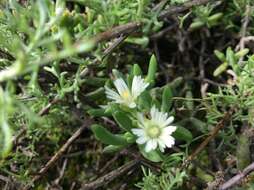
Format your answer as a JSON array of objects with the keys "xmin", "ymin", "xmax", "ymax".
[
  {"xmin": 146, "ymin": 124, "xmax": 161, "ymax": 138},
  {"xmin": 122, "ymin": 90, "xmax": 131, "ymax": 100}
]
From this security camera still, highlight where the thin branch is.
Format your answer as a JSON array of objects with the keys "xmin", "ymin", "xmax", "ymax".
[
  {"xmin": 38, "ymin": 97, "xmax": 60, "ymax": 116},
  {"xmin": 94, "ymin": 22, "xmax": 141, "ymax": 43},
  {"xmin": 80, "ymin": 159, "xmax": 140, "ymax": 190},
  {"xmin": 158, "ymin": 0, "xmax": 213, "ymax": 20},
  {"xmin": 182, "ymin": 108, "xmax": 234, "ymax": 168},
  {"xmin": 22, "ymin": 119, "xmax": 92, "ymax": 190},
  {"xmin": 219, "ymin": 162, "xmax": 254, "ymax": 190}
]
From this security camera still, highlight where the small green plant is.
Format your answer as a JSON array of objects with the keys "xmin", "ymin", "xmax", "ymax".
[
  {"xmin": 189, "ymin": 4, "xmax": 223, "ymax": 30},
  {"xmin": 136, "ymin": 153, "xmax": 187, "ymax": 190},
  {"xmin": 90, "ymin": 55, "xmax": 192, "ymax": 162}
]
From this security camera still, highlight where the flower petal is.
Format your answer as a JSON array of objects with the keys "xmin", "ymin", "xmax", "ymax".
[
  {"xmin": 150, "ymin": 106, "xmax": 157, "ymax": 120},
  {"xmin": 131, "ymin": 128, "xmax": 145, "ymax": 137},
  {"xmin": 160, "ymin": 135, "xmax": 175, "ymax": 148},
  {"xmin": 131, "ymin": 76, "xmax": 149, "ymax": 99},
  {"xmin": 158, "ymin": 139, "xmax": 166, "ymax": 152},
  {"xmin": 128, "ymin": 102, "xmax": 136, "ymax": 108},
  {"xmin": 105, "ymin": 86, "xmax": 122, "ymax": 102},
  {"xmin": 163, "ymin": 116, "xmax": 174, "ymax": 126},
  {"xmin": 145, "ymin": 140, "xmax": 154, "ymax": 152},
  {"xmin": 136, "ymin": 136, "xmax": 148, "ymax": 144},
  {"xmin": 162, "ymin": 126, "xmax": 177, "ymax": 135},
  {"xmin": 114, "ymin": 78, "xmax": 129, "ymax": 95}
]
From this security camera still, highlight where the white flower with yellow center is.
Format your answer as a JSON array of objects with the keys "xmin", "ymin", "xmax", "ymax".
[
  {"xmin": 105, "ymin": 76, "xmax": 149, "ymax": 108},
  {"xmin": 132, "ymin": 106, "xmax": 177, "ymax": 152}
]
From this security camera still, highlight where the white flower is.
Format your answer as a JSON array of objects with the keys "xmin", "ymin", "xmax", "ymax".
[
  {"xmin": 105, "ymin": 76, "xmax": 149, "ymax": 108},
  {"xmin": 132, "ymin": 106, "xmax": 177, "ymax": 152}
]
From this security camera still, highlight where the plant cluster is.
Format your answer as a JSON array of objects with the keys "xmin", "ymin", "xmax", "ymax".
[{"xmin": 1, "ymin": 0, "xmax": 254, "ymax": 190}]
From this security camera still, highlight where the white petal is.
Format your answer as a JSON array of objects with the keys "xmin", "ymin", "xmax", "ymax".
[
  {"xmin": 131, "ymin": 128, "xmax": 145, "ymax": 137},
  {"xmin": 150, "ymin": 106, "xmax": 157, "ymax": 119},
  {"xmin": 163, "ymin": 116, "xmax": 174, "ymax": 126},
  {"xmin": 105, "ymin": 86, "xmax": 121, "ymax": 101},
  {"xmin": 145, "ymin": 139, "xmax": 157, "ymax": 152},
  {"xmin": 131, "ymin": 76, "xmax": 149, "ymax": 99},
  {"xmin": 128, "ymin": 102, "xmax": 136, "ymax": 108},
  {"xmin": 158, "ymin": 139, "xmax": 166, "ymax": 152},
  {"xmin": 114, "ymin": 78, "xmax": 129, "ymax": 95},
  {"xmin": 151, "ymin": 139, "xmax": 158, "ymax": 150},
  {"xmin": 145, "ymin": 140, "xmax": 154, "ymax": 152},
  {"xmin": 136, "ymin": 136, "xmax": 148, "ymax": 144},
  {"xmin": 160, "ymin": 135, "xmax": 175, "ymax": 148},
  {"xmin": 151, "ymin": 106, "xmax": 162, "ymax": 122},
  {"xmin": 162, "ymin": 126, "xmax": 177, "ymax": 135}
]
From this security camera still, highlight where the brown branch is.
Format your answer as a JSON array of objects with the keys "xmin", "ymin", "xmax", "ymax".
[
  {"xmin": 94, "ymin": 22, "xmax": 142, "ymax": 43},
  {"xmin": 182, "ymin": 108, "xmax": 234, "ymax": 168},
  {"xmin": 93, "ymin": 0, "xmax": 214, "ymax": 44},
  {"xmin": 219, "ymin": 162, "xmax": 254, "ymax": 190},
  {"xmin": 38, "ymin": 97, "xmax": 60, "ymax": 116},
  {"xmin": 158, "ymin": 0, "xmax": 212, "ymax": 20},
  {"xmin": 80, "ymin": 159, "xmax": 140, "ymax": 190},
  {"xmin": 22, "ymin": 119, "xmax": 92, "ymax": 190}
]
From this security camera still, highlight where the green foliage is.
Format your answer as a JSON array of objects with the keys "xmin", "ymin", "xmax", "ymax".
[
  {"xmin": 136, "ymin": 153, "xmax": 187, "ymax": 190},
  {"xmin": 1, "ymin": 0, "xmax": 254, "ymax": 189}
]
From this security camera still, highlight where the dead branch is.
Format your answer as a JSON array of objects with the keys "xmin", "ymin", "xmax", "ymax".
[
  {"xmin": 182, "ymin": 108, "xmax": 234, "ymax": 168},
  {"xmin": 219, "ymin": 162, "xmax": 254, "ymax": 190},
  {"xmin": 158, "ymin": 0, "xmax": 213, "ymax": 20},
  {"xmin": 80, "ymin": 159, "xmax": 140, "ymax": 190},
  {"xmin": 22, "ymin": 119, "xmax": 92, "ymax": 190}
]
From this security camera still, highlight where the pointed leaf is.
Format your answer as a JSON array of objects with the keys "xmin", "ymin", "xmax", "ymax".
[
  {"xmin": 172, "ymin": 126, "xmax": 193, "ymax": 142},
  {"xmin": 161, "ymin": 85, "xmax": 173, "ymax": 112},
  {"xmin": 113, "ymin": 111, "xmax": 133, "ymax": 132},
  {"xmin": 145, "ymin": 54, "xmax": 157, "ymax": 84},
  {"xmin": 91, "ymin": 124, "xmax": 129, "ymax": 146}
]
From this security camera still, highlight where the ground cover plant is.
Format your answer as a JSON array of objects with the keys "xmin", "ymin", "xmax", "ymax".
[{"xmin": 1, "ymin": 0, "xmax": 254, "ymax": 189}]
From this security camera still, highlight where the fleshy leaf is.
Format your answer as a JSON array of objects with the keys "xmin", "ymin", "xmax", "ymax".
[{"xmin": 91, "ymin": 124, "xmax": 129, "ymax": 146}]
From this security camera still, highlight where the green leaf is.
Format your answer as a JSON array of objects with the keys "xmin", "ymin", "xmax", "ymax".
[
  {"xmin": 189, "ymin": 117, "xmax": 207, "ymax": 133},
  {"xmin": 185, "ymin": 90, "xmax": 194, "ymax": 110},
  {"xmin": 138, "ymin": 91, "xmax": 152, "ymax": 110},
  {"xmin": 213, "ymin": 62, "xmax": 228, "ymax": 77},
  {"xmin": 85, "ymin": 87, "xmax": 105, "ymax": 100},
  {"xmin": 132, "ymin": 64, "xmax": 143, "ymax": 76},
  {"xmin": 226, "ymin": 47, "xmax": 236, "ymax": 66},
  {"xmin": 88, "ymin": 108, "xmax": 111, "ymax": 117},
  {"xmin": 214, "ymin": 50, "xmax": 226, "ymax": 62},
  {"xmin": 139, "ymin": 145, "xmax": 163, "ymax": 162},
  {"xmin": 161, "ymin": 85, "xmax": 173, "ymax": 112},
  {"xmin": 169, "ymin": 77, "xmax": 183, "ymax": 89},
  {"xmin": 189, "ymin": 20, "xmax": 204, "ymax": 31},
  {"xmin": 173, "ymin": 126, "xmax": 193, "ymax": 142},
  {"xmin": 207, "ymin": 13, "xmax": 223, "ymax": 22},
  {"xmin": 83, "ymin": 77, "xmax": 107, "ymax": 87},
  {"xmin": 91, "ymin": 124, "xmax": 129, "ymax": 146},
  {"xmin": 145, "ymin": 54, "xmax": 157, "ymax": 84},
  {"xmin": 113, "ymin": 111, "xmax": 133, "ymax": 132},
  {"xmin": 235, "ymin": 48, "xmax": 249, "ymax": 58},
  {"xmin": 103, "ymin": 145, "xmax": 127, "ymax": 153},
  {"xmin": 0, "ymin": 120, "xmax": 12, "ymax": 158}
]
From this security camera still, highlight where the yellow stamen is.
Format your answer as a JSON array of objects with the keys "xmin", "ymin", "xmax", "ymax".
[{"xmin": 122, "ymin": 90, "xmax": 130, "ymax": 99}]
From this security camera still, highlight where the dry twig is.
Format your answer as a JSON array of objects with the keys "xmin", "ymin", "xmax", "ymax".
[
  {"xmin": 22, "ymin": 119, "xmax": 92, "ymax": 190},
  {"xmin": 219, "ymin": 162, "xmax": 254, "ymax": 190},
  {"xmin": 182, "ymin": 108, "xmax": 234, "ymax": 168},
  {"xmin": 80, "ymin": 159, "xmax": 140, "ymax": 190}
]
